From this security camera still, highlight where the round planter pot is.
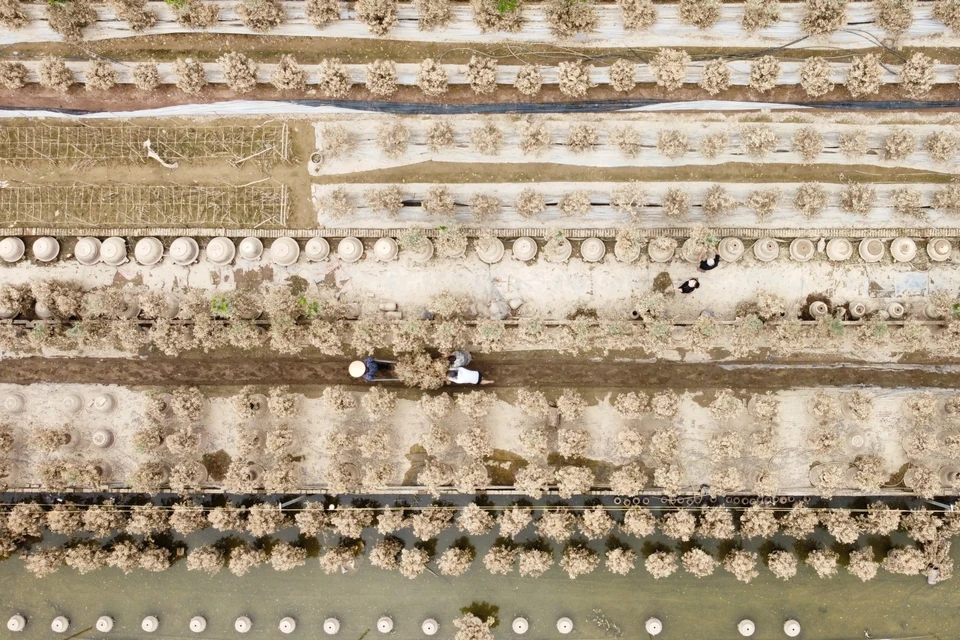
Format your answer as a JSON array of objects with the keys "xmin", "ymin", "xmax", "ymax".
[
  {"xmin": 32, "ymin": 237, "xmax": 60, "ymax": 262},
  {"xmin": 169, "ymin": 237, "xmax": 200, "ymax": 266},
  {"xmin": 408, "ymin": 238, "xmax": 435, "ymax": 263},
  {"xmin": 206, "ymin": 237, "xmax": 236, "ymax": 266},
  {"xmin": 809, "ymin": 301, "xmax": 830, "ymax": 319},
  {"xmin": 614, "ymin": 238, "xmax": 642, "ymax": 263},
  {"xmin": 752, "ymin": 238, "xmax": 779, "ymax": 262},
  {"xmin": 890, "ymin": 237, "xmax": 917, "ymax": 262},
  {"xmin": 279, "ymin": 617, "xmax": 296, "ymax": 634},
  {"xmin": 717, "ymin": 237, "xmax": 744, "ymax": 262},
  {"xmin": 92, "ymin": 393, "xmax": 115, "ymax": 413},
  {"xmin": 680, "ymin": 237, "xmax": 702, "ymax": 264},
  {"xmin": 0, "ymin": 237, "xmax": 25, "ymax": 263},
  {"xmin": 92, "ymin": 429, "xmax": 115, "ymax": 449},
  {"xmin": 580, "ymin": 237, "xmax": 606, "ymax": 263},
  {"xmin": 338, "ymin": 237, "xmax": 364, "ymax": 263},
  {"xmin": 512, "ymin": 237, "xmax": 538, "ymax": 261},
  {"xmin": 62, "ymin": 393, "xmax": 84, "ymax": 414},
  {"xmin": 789, "ymin": 238, "xmax": 815, "ymax": 262},
  {"xmin": 647, "ymin": 239, "xmax": 676, "ymax": 263},
  {"xmin": 512, "ymin": 618, "xmax": 528, "ymax": 635},
  {"xmin": 544, "ymin": 239, "xmax": 573, "ymax": 263},
  {"xmin": 134, "ymin": 237, "xmax": 164, "ymax": 265},
  {"xmin": 476, "ymin": 238, "xmax": 505, "ymax": 264},
  {"xmin": 238, "ymin": 237, "xmax": 264, "ymax": 261},
  {"xmin": 2, "ymin": 392, "xmax": 25, "ymax": 414},
  {"xmin": 270, "ymin": 238, "xmax": 300, "ymax": 266},
  {"xmin": 858, "ymin": 238, "xmax": 885, "ymax": 262},
  {"xmin": 324, "ymin": 619, "xmax": 340, "ymax": 635},
  {"xmin": 826, "ymin": 238, "xmax": 853, "ymax": 261},
  {"xmin": 927, "ymin": 238, "xmax": 952, "ymax": 262},
  {"xmin": 373, "ymin": 237, "xmax": 399, "ymax": 262},
  {"xmin": 848, "ymin": 300, "xmax": 868, "ymax": 319},
  {"xmin": 100, "ymin": 237, "xmax": 127, "ymax": 266},
  {"xmin": 305, "ymin": 237, "xmax": 331, "ymax": 261},
  {"xmin": 74, "ymin": 237, "xmax": 102, "ymax": 265},
  {"xmin": 887, "ymin": 302, "xmax": 906, "ymax": 319}
]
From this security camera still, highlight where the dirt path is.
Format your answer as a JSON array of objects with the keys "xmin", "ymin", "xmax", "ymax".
[{"xmin": 2, "ymin": 355, "xmax": 958, "ymax": 389}]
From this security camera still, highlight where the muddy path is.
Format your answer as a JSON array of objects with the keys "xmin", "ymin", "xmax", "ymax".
[{"xmin": 2, "ymin": 354, "xmax": 958, "ymax": 389}]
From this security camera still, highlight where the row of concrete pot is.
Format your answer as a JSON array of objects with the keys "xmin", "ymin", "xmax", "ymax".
[
  {"xmin": 8, "ymin": 614, "xmax": 801, "ymax": 637},
  {"xmin": 2, "ymin": 234, "xmax": 949, "ymax": 267},
  {"xmin": 1, "ymin": 392, "xmax": 115, "ymax": 415},
  {"xmin": 718, "ymin": 236, "xmax": 953, "ymax": 264}
]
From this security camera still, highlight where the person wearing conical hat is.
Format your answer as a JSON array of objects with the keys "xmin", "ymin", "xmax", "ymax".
[{"xmin": 349, "ymin": 357, "xmax": 395, "ymax": 382}]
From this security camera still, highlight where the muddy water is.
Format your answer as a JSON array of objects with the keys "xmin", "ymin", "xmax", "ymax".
[{"xmin": 2, "ymin": 541, "xmax": 958, "ymax": 640}]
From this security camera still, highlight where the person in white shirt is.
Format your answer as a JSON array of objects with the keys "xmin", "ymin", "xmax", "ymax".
[{"xmin": 447, "ymin": 367, "xmax": 494, "ymax": 385}]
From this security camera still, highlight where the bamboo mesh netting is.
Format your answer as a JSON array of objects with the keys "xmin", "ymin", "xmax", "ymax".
[
  {"xmin": 0, "ymin": 124, "xmax": 290, "ymax": 167},
  {"xmin": 0, "ymin": 184, "xmax": 289, "ymax": 228}
]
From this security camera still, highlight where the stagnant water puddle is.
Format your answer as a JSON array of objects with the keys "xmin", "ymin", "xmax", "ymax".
[{"xmin": 3, "ymin": 542, "xmax": 958, "ymax": 640}]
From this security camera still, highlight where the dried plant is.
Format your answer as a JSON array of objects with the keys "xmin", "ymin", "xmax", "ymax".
[
  {"xmin": 356, "ymin": 0, "xmax": 397, "ymax": 35},
  {"xmin": 471, "ymin": 0, "xmax": 524, "ymax": 31},
  {"xmin": 645, "ymin": 551, "xmax": 678, "ymax": 578},
  {"xmin": 38, "ymin": 57, "xmax": 74, "ymax": 93},
  {"xmin": 417, "ymin": 0, "xmax": 453, "ymax": 29},
  {"xmin": 799, "ymin": 56, "xmax": 834, "ymax": 96},
  {"xmin": 678, "ymin": 0, "xmax": 721, "ymax": 28},
  {"xmin": 514, "ymin": 64, "xmax": 543, "ymax": 96},
  {"xmin": 742, "ymin": 0, "xmax": 781, "ymax": 30},
  {"xmin": 839, "ymin": 182, "xmax": 876, "ymax": 215},
  {"xmin": 0, "ymin": 61, "xmax": 27, "ymax": 89},
  {"xmin": 699, "ymin": 59, "xmax": 731, "ymax": 95},
  {"xmin": 845, "ymin": 54, "xmax": 883, "ymax": 97},
  {"xmin": 545, "ymin": 0, "xmax": 598, "ymax": 38},
  {"xmin": 466, "ymin": 55, "xmax": 498, "ymax": 95},
  {"xmin": 618, "ymin": 0, "xmax": 656, "ymax": 30},
  {"xmin": 794, "ymin": 182, "xmax": 827, "ymax": 217},
  {"xmin": 173, "ymin": 58, "xmax": 206, "ymax": 95},
  {"xmin": 749, "ymin": 55, "xmax": 781, "ymax": 93},
  {"xmin": 271, "ymin": 55, "xmax": 306, "ymax": 91},
  {"xmin": 724, "ymin": 549, "xmax": 759, "ymax": 583},
  {"xmin": 557, "ymin": 60, "xmax": 595, "ymax": 97},
  {"xmin": 650, "ymin": 48, "xmax": 690, "ymax": 91},
  {"xmin": 900, "ymin": 53, "xmax": 936, "ymax": 99},
  {"xmin": 317, "ymin": 58, "xmax": 351, "ymax": 98},
  {"xmin": 46, "ymin": 0, "xmax": 96, "ymax": 42},
  {"xmin": 220, "ymin": 52, "xmax": 258, "ymax": 93},
  {"xmin": 801, "ymin": 0, "xmax": 848, "ymax": 35},
  {"xmin": 609, "ymin": 59, "xmax": 637, "ymax": 92},
  {"xmin": 418, "ymin": 58, "xmax": 449, "ymax": 96}
]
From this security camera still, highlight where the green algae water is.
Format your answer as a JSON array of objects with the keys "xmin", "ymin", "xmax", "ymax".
[{"xmin": 3, "ymin": 539, "xmax": 958, "ymax": 640}]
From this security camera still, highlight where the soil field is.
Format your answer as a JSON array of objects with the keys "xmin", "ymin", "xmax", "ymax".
[{"xmin": 3, "ymin": 355, "xmax": 960, "ymax": 388}]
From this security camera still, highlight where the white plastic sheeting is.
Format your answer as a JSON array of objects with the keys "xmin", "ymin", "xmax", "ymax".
[
  {"xmin": 16, "ymin": 58, "xmax": 960, "ymax": 89},
  {"xmin": 2, "ymin": 1, "xmax": 958, "ymax": 49},
  {"xmin": 312, "ymin": 181, "xmax": 952, "ymax": 230},
  {"xmin": 310, "ymin": 116, "xmax": 960, "ymax": 175}
]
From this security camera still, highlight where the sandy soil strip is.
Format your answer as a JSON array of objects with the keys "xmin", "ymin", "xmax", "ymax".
[
  {"xmin": 0, "ymin": 381, "xmax": 950, "ymax": 497},
  {"xmin": 3, "ymin": 2, "xmax": 958, "ymax": 49}
]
